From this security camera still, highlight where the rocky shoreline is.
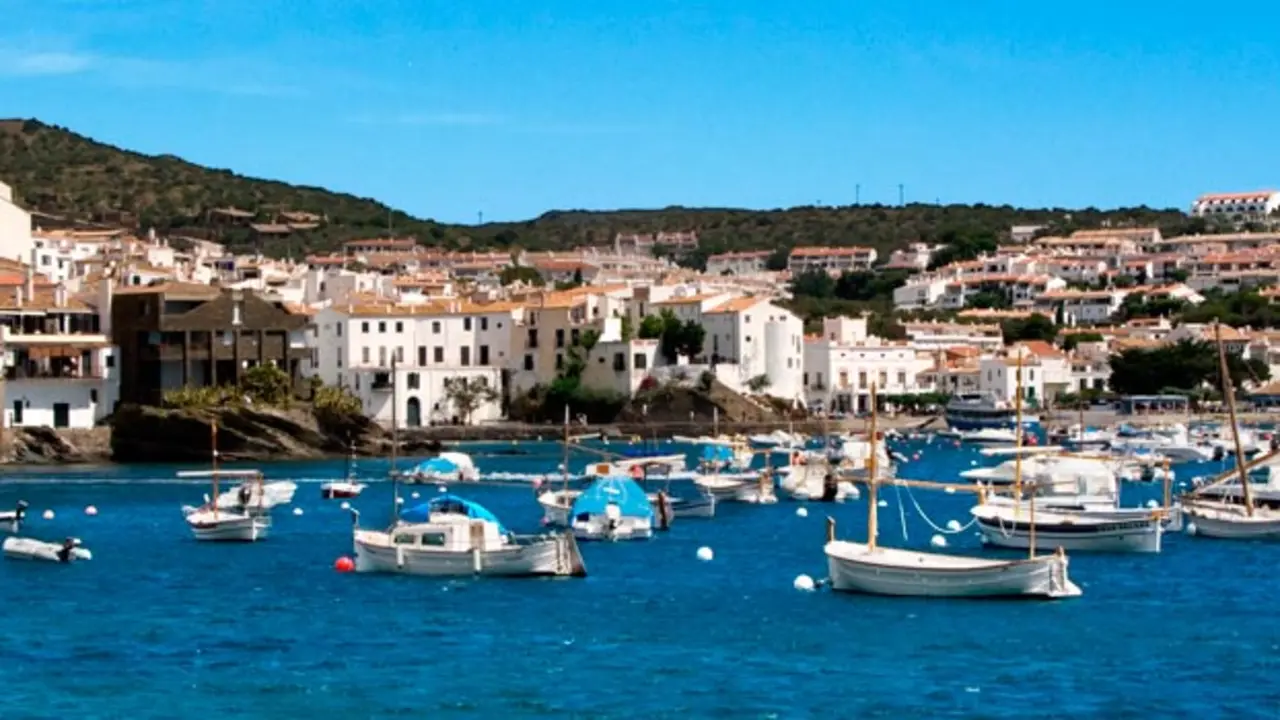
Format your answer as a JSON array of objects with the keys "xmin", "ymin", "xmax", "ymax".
[{"xmin": 1, "ymin": 407, "xmax": 1273, "ymax": 466}]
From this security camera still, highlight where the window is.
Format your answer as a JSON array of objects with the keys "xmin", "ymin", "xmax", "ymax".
[
  {"xmin": 460, "ymin": 347, "xmax": 471, "ymax": 366},
  {"xmin": 527, "ymin": 329, "xmax": 539, "ymax": 348},
  {"xmin": 420, "ymin": 532, "xmax": 447, "ymax": 547},
  {"xmin": 378, "ymin": 347, "xmax": 387, "ymax": 366},
  {"xmin": 336, "ymin": 324, "xmax": 343, "ymax": 337},
  {"xmin": 395, "ymin": 321, "xmax": 403, "ymax": 333},
  {"xmin": 362, "ymin": 347, "xmax": 370, "ymax": 364},
  {"xmin": 418, "ymin": 346, "xmax": 427, "ymax": 366},
  {"xmin": 633, "ymin": 353, "xmax": 647, "ymax": 370},
  {"xmin": 395, "ymin": 347, "xmax": 404, "ymax": 363},
  {"xmin": 897, "ymin": 372, "xmax": 906, "ymax": 386},
  {"xmin": 464, "ymin": 317, "xmax": 472, "ymax": 331},
  {"xmin": 479, "ymin": 345, "xmax": 490, "ymax": 365},
  {"xmin": 12, "ymin": 400, "xmax": 22, "ymax": 425},
  {"xmin": 556, "ymin": 353, "xmax": 564, "ymax": 370},
  {"xmin": 378, "ymin": 321, "xmax": 386, "ymax": 333},
  {"xmin": 90, "ymin": 389, "xmax": 99, "ymax": 403},
  {"xmin": 555, "ymin": 329, "xmax": 565, "ymax": 348},
  {"xmin": 571, "ymin": 329, "xmax": 580, "ymax": 346},
  {"xmin": 432, "ymin": 321, "xmax": 441, "ymax": 334},
  {"xmin": 858, "ymin": 372, "xmax": 867, "ymax": 389},
  {"xmin": 804, "ymin": 372, "xmax": 809, "ymax": 386},
  {"xmin": 361, "ymin": 322, "xmax": 369, "ymax": 333},
  {"xmin": 105, "ymin": 355, "xmax": 115, "ymax": 369},
  {"xmin": 434, "ymin": 347, "xmax": 444, "ymax": 363},
  {"xmin": 407, "ymin": 372, "xmax": 420, "ymax": 389},
  {"xmin": 524, "ymin": 354, "xmax": 534, "ymax": 371},
  {"xmin": 879, "ymin": 372, "xmax": 887, "ymax": 387},
  {"xmin": 613, "ymin": 353, "xmax": 625, "ymax": 371},
  {"xmin": 480, "ymin": 317, "xmax": 488, "ymax": 331}
]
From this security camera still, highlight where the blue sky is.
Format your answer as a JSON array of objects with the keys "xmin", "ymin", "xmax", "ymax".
[{"xmin": 1, "ymin": 1, "xmax": 1278, "ymax": 224}]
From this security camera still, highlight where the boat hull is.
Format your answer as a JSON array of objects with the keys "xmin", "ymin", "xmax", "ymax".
[
  {"xmin": 972, "ymin": 510, "xmax": 1163, "ymax": 553},
  {"xmin": 1184, "ymin": 504, "xmax": 1280, "ymax": 539},
  {"xmin": 187, "ymin": 514, "xmax": 270, "ymax": 542},
  {"xmin": 3, "ymin": 537, "xmax": 92, "ymax": 562},
  {"xmin": 824, "ymin": 541, "xmax": 1079, "ymax": 599},
  {"xmin": 353, "ymin": 531, "xmax": 585, "ymax": 577},
  {"xmin": 572, "ymin": 515, "xmax": 653, "ymax": 541},
  {"xmin": 321, "ymin": 484, "xmax": 364, "ymax": 500}
]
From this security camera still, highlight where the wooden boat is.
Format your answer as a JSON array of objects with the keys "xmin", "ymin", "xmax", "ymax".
[
  {"xmin": 352, "ymin": 494, "xmax": 585, "ymax": 577},
  {"xmin": 322, "ymin": 446, "xmax": 366, "ymax": 499},
  {"xmin": 570, "ymin": 476, "xmax": 655, "ymax": 541},
  {"xmin": 1182, "ymin": 323, "xmax": 1280, "ymax": 540},
  {"xmin": 180, "ymin": 423, "xmax": 271, "ymax": 543},
  {"xmin": 826, "ymin": 379, "xmax": 1082, "ymax": 599}
]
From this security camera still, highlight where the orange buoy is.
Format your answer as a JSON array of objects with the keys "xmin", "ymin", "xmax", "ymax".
[{"xmin": 334, "ymin": 556, "xmax": 355, "ymax": 573}]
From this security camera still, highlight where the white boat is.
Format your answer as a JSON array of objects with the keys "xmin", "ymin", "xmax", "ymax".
[
  {"xmin": 1, "ymin": 500, "xmax": 29, "ymax": 533},
  {"xmin": 824, "ymin": 540, "xmax": 1079, "ymax": 599},
  {"xmin": 971, "ymin": 504, "xmax": 1164, "ymax": 553},
  {"xmin": 321, "ymin": 481, "xmax": 366, "ymax": 500},
  {"xmin": 583, "ymin": 454, "xmax": 688, "ymax": 480},
  {"xmin": 958, "ymin": 428, "xmax": 1021, "ymax": 446},
  {"xmin": 570, "ymin": 476, "xmax": 654, "ymax": 541},
  {"xmin": 748, "ymin": 429, "xmax": 804, "ymax": 449},
  {"xmin": 3, "ymin": 536, "xmax": 92, "ymax": 563},
  {"xmin": 1182, "ymin": 500, "xmax": 1280, "ymax": 539},
  {"xmin": 214, "ymin": 479, "xmax": 297, "ymax": 512},
  {"xmin": 352, "ymin": 494, "xmax": 586, "ymax": 577},
  {"xmin": 185, "ymin": 508, "xmax": 270, "ymax": 542},
  {"xmin": 1061, "ymin": 425, "xmax": 1113, "ymax": 450},
  {"xmin": 403, "ymin": 452, "xmax": 479, "ymax": 484}
]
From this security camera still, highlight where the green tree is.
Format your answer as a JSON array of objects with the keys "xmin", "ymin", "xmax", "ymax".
[
  {"xmin": 240, "ymin": 363, "xmax": 292, "ymax": 406},
  {"xmin": 966, "ymin": 290, "xmax": 1011, "ymax": 310},
  {"xmin": 1061, "ymin": 331, "xmax": 1105, "ymax": 352},
  {"xmin": 499, "ymin": 265, "xmax": 544, "ymax": 286},
  {"xmin": 638, "ymin": 314, "xmax": 665, "ymax": 339},
  {"xmin": 442, "ymin": 376, "xmax": 498, "ymax": 424},
  {"xmin": 620, "ymin": 315, "xmax": 634, "ymax": 342},
  {"xmin": 1002, "ymin": 314, "xmax": 1058, "ymax": 344}
]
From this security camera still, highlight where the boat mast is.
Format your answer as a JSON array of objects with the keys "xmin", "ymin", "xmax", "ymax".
[
  {"xmin": 866, "ymin": 382, "xmax": 879, "ymax": 551},
  {"xmin": 210, "ymin": 420, "xmax": 219, "ymax": 520},
  {"xmin": 1215, "ymin": 321, "xmax": 1254, "ymax": 516},
  {"xmin": 389, "ymin": 354, "xmax": 399, "ymax": 524},
  {"xmin": 561, "ymin": 404, "xmax": 570, "ymax": 494},
  {"xmin": 1013, "ymin": 350, "xmax": 1036, "ymax": 557},
  {"xmin": 1077, "ymin": 395, "xmax": 1085, "ymax": 447},
  {"xmin": 713, "ymin": 406, "xmax": 719, "ymax": 438}
]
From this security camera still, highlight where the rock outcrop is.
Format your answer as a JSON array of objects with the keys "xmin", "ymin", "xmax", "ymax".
[
  {"xmin": 1, "ymin": 427, "xmax": 112, "ymax": 464},
  {"xmin": 109, "ymin": 404, "xmax": 443, "ymax": 463}
]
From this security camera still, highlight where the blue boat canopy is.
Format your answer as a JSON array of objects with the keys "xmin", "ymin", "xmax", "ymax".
[
  {"xmin": 700, "ymin": 445, "xmax": 733, "ymax": 463},
  {"xmin": 571, "ymin": 476, "xmax": 653, "ymax": 519},
  {"xmin": 412, "ymin": 456, "xmax": 459, "ymax": 475},
  {"xmin": 400, "ymin": 494, "xmax": 507, "ymax": 533}
]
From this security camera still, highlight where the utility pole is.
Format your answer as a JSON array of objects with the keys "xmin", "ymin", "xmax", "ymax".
[
  {"xmin": 478, "ymin": 210, "xmax": 484, "ymax": 225},
  {"xmin": 855, "ymin": 184, "xmax": 860, "ymax": 205},
  {"xmin": 898, "ymin": 184, "xmax": 905, "ymax": 207}
]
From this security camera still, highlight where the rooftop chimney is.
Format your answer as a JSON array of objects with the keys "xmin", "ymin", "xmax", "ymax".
[{"xmin": 26, "ymin": 247, "xmax": 36, "ymax": 304}]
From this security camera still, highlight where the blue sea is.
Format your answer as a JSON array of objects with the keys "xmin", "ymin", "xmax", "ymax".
[{"xmin": 2, "ymin": 438, "xmax": 1278, "ymax": 719}]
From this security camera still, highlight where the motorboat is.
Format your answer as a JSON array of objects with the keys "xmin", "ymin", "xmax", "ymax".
[
  {"xmin": 3, "ymin": 536, "xmax": 92, "ymax": 563},
  {"xmin": 748, "ymin": 429, "xmax": 805, "ymax": 449},
  {"xmin": 945, "ymin": 392, "xmax": 1039, "ymax": 431},
  {"xmin": 322, "ymin": 447, "xmax": 368, "ymax": 499},
  {"xmin": 958, "ymin": 428, "xmax": 1021, "ymax": 446},
  {"xmin": 352, "ymin": 494, "xmax": 586, "ymax": 577},
  {"xmin": 971, "ymin": 503, "xmax": 1165, "ymax": 553},
  {"xmin": 1, "ymin": 500, "xmax": 29, "ymax": 533},
  {"xmin": 403, "ymin": 452, "xmax": 479, "ymax": 484},
  {"xmin": 1060, "ymin": 425, "xmax": 1113, "ymax": 450},
  {"xmin": 570, "ymin": 476, "xmax": 654, "ymax": 541}
]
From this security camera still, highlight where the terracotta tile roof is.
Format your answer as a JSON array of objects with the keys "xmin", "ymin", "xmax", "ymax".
[
  {"xmin": 653, "ymin": 292, "xmax": 723, "ymax": 306},
  {"xmin": 113, "ymin": 281, "xmax": 221, "ymax": 298},
  {"xmin": 706, "ymin": 296, "xmax": 766, "ymax": 314},
  {"xmin": 1013, "ymin": 340, "xmax": 1064, "ymax": 359}
]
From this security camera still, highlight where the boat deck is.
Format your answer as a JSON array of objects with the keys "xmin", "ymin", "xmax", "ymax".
[{"xmin": 824, "ymin": 541, "xmax": 1031, "ymax": 569}]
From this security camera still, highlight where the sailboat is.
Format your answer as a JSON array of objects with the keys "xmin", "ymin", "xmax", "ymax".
[
  {"xmin": 321, "ymin": 444, "xmax": 366, "ymax": 499},
  {"xmin": 970, "ymin": 352, "xmax": 1167, "ymax": 554},
  {"xmin": 1181, "ymin": 323, "xmax": 1280, "ymax": 539},
  {"xmin": 824, "ymin": 382, "xmax": 1082, "ymax": 599},
  {"xmin": 181, "ymin": 423, "xmax": 271, "ymax": 542}
]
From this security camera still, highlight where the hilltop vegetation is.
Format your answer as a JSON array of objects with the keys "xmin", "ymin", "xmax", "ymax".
[{"xmin": 0, "ymin": 117, "xmax": 1197, "ymax": 259}]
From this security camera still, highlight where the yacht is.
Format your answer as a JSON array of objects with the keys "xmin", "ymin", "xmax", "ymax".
[{"xmin": 945, "ymin": 392, "xmax": 1039, "ymax": 431}]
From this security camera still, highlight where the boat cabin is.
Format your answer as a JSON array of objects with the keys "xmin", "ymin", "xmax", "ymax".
[{"xmin": 394, "ymin": 496, "xmax": 510, "ymax": 552}]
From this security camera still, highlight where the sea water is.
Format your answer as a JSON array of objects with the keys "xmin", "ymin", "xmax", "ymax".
[{"xmin": 1, "ymin": 439, "xmax": 1277, "ymax": 719}]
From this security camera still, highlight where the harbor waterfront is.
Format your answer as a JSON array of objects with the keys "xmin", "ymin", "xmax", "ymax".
[{"xmin": 2, "ymin": 438, "xmax": 1279, "ymax": 717}]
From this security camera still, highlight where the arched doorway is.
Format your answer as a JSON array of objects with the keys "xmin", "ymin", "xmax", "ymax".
[{"xmin": 406, "ymin": 397, "xmax": 422, "ymax": 428}]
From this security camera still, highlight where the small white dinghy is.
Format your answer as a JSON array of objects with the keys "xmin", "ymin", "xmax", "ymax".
[
  {"xmin": 321, "ymin": 481, "xmax": 366, "ymax": 500},
  {"xmin": 3, "ymin": 536, "xmax": 92, "ymax": 563},
  {"xmin": 1, "ymin": 500, "xmax": 30, "ymax": 533}
]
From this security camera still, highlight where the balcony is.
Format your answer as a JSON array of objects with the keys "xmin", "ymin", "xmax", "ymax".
[
  {"xmin": 5, "ymin": 366, "xmax": 101, "ymax": 381},
  {"xmin": 369, "ymin": 371, "xmax": 394, "ymax": 392}
]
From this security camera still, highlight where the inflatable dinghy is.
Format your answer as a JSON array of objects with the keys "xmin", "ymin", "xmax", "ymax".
[{"xmin": 3, "ymin": 536, "xmax": 92, "ymax": 563}]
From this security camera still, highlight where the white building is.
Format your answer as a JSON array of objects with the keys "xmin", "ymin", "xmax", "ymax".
[
  {"xmin": 699, "ymin": 297, "xmax": 804, "ymax": 402},
  {"xmin": 883, "ymin": 243, "xmax": 939, "ymax": 272},
  {"xmin": 310, "ymin": 299, "xmax": 521, "ymax": 427},
  {"xmin": 788, "ymin": 246, "xmax": 877, "ymax": 274},
  {"xmin": 1, "ymin": 275, "xmax": 118, "ymax": 429},
  {"xmin": 705, "ymin": 251, "xmax": 771, "ymax": 276},
  {"xmin": 0, "ymin": 180, "xmax": 35, "ymax": 264},
  {"xmin": 1191, "ymin": 190, "xmax": 1280, "ymax": 220},
  {"xmin": 1032, "ymin": 289, "xmax": 1127, "ymax": 325},
  {"xmin": 803, "ymin": 316, "xmax": 933, "ymax": 413}
]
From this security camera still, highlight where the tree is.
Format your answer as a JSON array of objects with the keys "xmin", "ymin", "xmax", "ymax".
[
  {"xmin": 765, "ymin": 247, "xmax": 790, "ymax": 271},
  {"xmin": 240, "ymin": 363, "xmax": 292, "ymax": 406},
  {"xmin": 638, "ymin": 314, "xmax": 665, "ymax": 339},
  {"xmin": 620, "ymin": 315, "xmax": 634, "ymax": 342},
  {"xmin": 1108, "ymin": 340, "xmax": 1268, "ymax": 396},
  {"xmin": 1002, "ymin": 314, "xmax": 1058, "ymax": 344},
  {"xmin": 966, "ymin": 290, "xmax": 1011, "ymax": 310},
  {"xmin": 1061, "ymin": 331, "xmax": 1105, "ymax": 352},
  {"xmin": 789, "ymin": 270, "xmax": 836, "ymax": 299},
  {"xmin": 927, "ymin": 228, "xmax": 999, "ymax": 270},
  {"xmin": 499, "ymin": 265, "xmax": 544, "ymax": 286},
  {"xmin": 442, "ymin": 376, "xmax": 498, "ymax": 425},
  {"xmin": 674, "ymin": 320, "xmax": 706, "ymax": 360},
  {"xmin": 746, "ymin": 374, "xmax": 771, "ymax": 393}
]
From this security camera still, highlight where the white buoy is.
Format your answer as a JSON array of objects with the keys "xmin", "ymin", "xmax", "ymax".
[
  {"xmin": 411, "ymin": 492, "xmax": 421, "ymax": 499},
  {"xmin": 1145, "ymin": 499, "xmax": 1159, "ymax": 509},
  {"xmin": 1186, "ymin": 522, "xmax": 1198, "ymax": 536},
  {"xmin": 696, "ymin": 546, "xmax": 714, "ymax": 562},
  {"xmin": 340, "ymin": 501, "xmax": 351, "ymax": 510},
  {"xmin": 437, "ymin": 485, "xmax": 447, "ymax": 493},
  {"xmin": 796, "ymin": 507, "xmax": 809, "ymax": 518},
  {"xmin": 970, "ymin": 460, "xmax": 978, "ymax": 466},
  {"xmin": 946, "ymin": 519, "xmax": 962, "ymax": 532},
  {"xmin": 793, "ymin": 574, "xmax": 816, "ymax": 591},
  {"xmin": 293, "ymin": 507, "xmax": 304, "ymax": 516},
  {"xmin": 84, "ymin": 505, "xmax": 98, "ymax": 517},
  {"xmin": 396, "ymin": 497, "xmax": 405, "ymax": 505},
  {"xmin": 877, "ymin": 499, "xmax": 888, "ymax": 508},
  {"xmin": 42, "ymin": 509, "xmax": 54, "ymax": 520},
  {"xmin": 944, "ymin": 486, "xmax": 956, "ymax": 495},
  {"xmin": 930, "ymin": 534, "xmax": 948, "ymax": 548}
]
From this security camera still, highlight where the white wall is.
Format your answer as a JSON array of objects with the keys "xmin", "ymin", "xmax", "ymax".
[{"xmin": 0, "ymin": 181, "xmax": 35, "ymax": 264}]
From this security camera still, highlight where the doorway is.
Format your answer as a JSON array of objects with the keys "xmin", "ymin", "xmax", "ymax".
[
  {"xmin": 53, "ymin": 403, "xmax": 70, "ymax": 428},
  {"xmin": 406, "ymin": 397, "xmax": 422, "ymax": 428}
]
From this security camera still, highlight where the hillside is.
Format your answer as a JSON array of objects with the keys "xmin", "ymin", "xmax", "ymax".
[{"xmin": 0, "ymin": 117, "xmax": 1197, "ymax": 261}]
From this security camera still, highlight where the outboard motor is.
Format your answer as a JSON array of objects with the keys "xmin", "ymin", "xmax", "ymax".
[
  {"xmin": 821, "ymin": 473, "xmax": 838, "ymax": 503},
  {"xmin": 9, "ymin": 500, "xmax": 28, "ymax": 533},
  {"xmin": 1213, "ymin": 445, "xmax": 1226, "ymax": 462},
  {"xmin": 55, "ymin": 537, "xmax": 77, "ymax": 563}
]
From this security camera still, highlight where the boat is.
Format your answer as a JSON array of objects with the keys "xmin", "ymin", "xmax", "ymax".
[
  {"xmin": 1180, "ymin": 323, "xmax": 1280, "ymax": 540},
  {"xmin": 208, "ymin": 477, "xmax": 297, "ymax": 513},
  {"xmin": 695, "ymin": 471, "xmax": 774, "ymax": 503},
  {"xmin": 322, "ymin": 446, "xmax": 367, "ymax": 499},
  {"xmin": 825, "ymin": 376, "xmax": 1081, "ymax": 599},
  {"xmin": 945, "ymin": 392, "xmax": 1040, "ymax": 431},
  {"xmin": 570, "ymin": 476, "xmax": 654, "ymax": 541},
  {"xmin": 1, "ymin": 500, "xmax": 29, "ymax": 533},
  {"xmin": 3, "ymin": 536, "xmax": 92, "ymax": 563},
  {"xmin": 958, "ymin": 427, "xmax": 1021, "ymax": 446},
  {"xmin": 403, "ymin": 452, "xmax": 479, "ymax": 484},
  {"xmin": 748, "ymin": 429, "xmax": 804, "ymax": 449},
  {"xmin": 351, "ymin": 494, "xmax": 586, "ymax": 577},
  {"xmin": 179, "ymin": 423, "xmax": 272, "ymax": 542},
  {"xmin": 1059, "ymin": 424, "xmax": 1113, "ymax": 450}
]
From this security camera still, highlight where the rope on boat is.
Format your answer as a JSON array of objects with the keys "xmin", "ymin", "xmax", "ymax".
[
  {"xmin": 892, "ymin": 481, "xmax": 909, "ymax": 542},
  {"xmin": 893, "ymin": 479, "xmax": 979, "ymax": 535}
]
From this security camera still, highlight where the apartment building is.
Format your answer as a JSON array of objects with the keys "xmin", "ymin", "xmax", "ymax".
[
  {"xmin": 787, "ymin": 246, "xmax": 877, "ymax": 274},
  {"xmin": 1191, "ymin": 190, "xmax": 1280, "ymax": 220},
  {"xmin": 0, "ymin": 180, "xmax": 35, "ymax": 264},
  {"xmin": 705, "ymin": 251, "xmax": 771, "ymax": 276},
  {"xmin": 802, "ymin": 316, "xmax": 932, "ymax": 413}
]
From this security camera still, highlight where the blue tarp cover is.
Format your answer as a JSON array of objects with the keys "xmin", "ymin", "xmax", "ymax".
[
  {"xmin": 571, "ymin": 476, "xmax": 653, "ymax": 519},
  {"xmin": 400, "ymin": 494, "xmax": 508, "ymax": 533}
]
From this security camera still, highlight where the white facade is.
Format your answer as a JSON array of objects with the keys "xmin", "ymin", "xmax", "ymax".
[
  {"xmin": 893, "ymin": 278, "xmax": 948, "ymax": 310},
  {"xmin": 1, "ymin": 328, "xmax": 118, "ymax": 430},
  {"xmin": 978, "ymin": 357, "xmax": 1047, "ymax": 407},
  {"xmin": 802, "ymin": 317, "xmax": 933, "ymax": 412},
  {"xmin": 788, "ymin": 247, "xmax": 877, "ymax": 274},
  {"xmin": 0, "ymin": 181, "xmax": 35, "ymax": 264},
  {"xmin": 706, "ymin": 251, "xmax": 770, "ymax": 276},
  {"xmin": 1191, "ymin": 191, "xmax": 1280, "ymax": 220},
  {"xmin": 699, "ymin": 299, "xmax": 804, "ymax": 403},
  {"xmin": 311, "ymin": 302, "xmax": 519, "ymax": 426},
  {"xmin": 582, "ymin": 338, "xmax": 660, "ymax": 397}
]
